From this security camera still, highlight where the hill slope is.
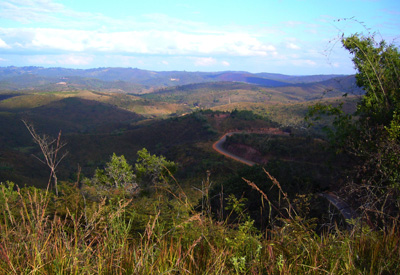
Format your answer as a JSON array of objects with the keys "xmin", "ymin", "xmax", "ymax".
[{"xmin": 0, "ymin": 66, "xmax": 350, "ymax": 93}]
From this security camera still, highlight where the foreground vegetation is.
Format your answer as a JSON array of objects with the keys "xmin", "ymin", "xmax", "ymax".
[{"xmin": 1, "ymin": 174, "xmax": 399, "ymax": 274}]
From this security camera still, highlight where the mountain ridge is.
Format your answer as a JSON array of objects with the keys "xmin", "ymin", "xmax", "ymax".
[{"xmin": 0, "ymin": 66, "xmax": 350, "ymax": 93}]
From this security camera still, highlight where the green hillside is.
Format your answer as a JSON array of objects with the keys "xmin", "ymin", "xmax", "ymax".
[{"xmin": 0, "ymin": 73, "xmax": 358, "ymax": 188}]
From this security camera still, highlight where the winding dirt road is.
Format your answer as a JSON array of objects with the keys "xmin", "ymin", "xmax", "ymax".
[
  {"xmin": 212, "ymin": 132, "xmax": 255, "ymax": 166},
  {"xmin": 212, "ymin": 131, "xmax": 358, "ymax": 226},
  {"xmin": 212, "ymin": 128, "xmax": 289, "ymax": 166}
]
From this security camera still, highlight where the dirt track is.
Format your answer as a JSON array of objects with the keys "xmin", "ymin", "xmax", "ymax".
[
  {"xmin": 212, "ymin": 130, "xmax": 358, "ymax": 225},
  {"xmin": 212, "ymin": 129, "xmax": 289, "ymax": 166},
  {"xmin": 212, "ymin": 132, "xmax": 256, "ymax": 166}
]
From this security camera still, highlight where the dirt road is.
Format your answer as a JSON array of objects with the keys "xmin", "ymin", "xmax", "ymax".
[
  {"xmin": 212, "ymin": 131, "xmax": 358, "ymax": 226},
  {"xmin": 212, "ymin": 132, "xmax": 256, "ymax": 166}
]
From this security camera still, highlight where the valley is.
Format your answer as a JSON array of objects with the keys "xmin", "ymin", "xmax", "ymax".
[
  {"xmin": 0, "ymin": 67, "xmax": 355, "ymax": 236},
  {"xmin": 0, "ymin": 62, "xmax": 399, "ymax": 273},
  {"xmin": 0, "ymin": 66, "xmax": 356, "ymax": 190}
]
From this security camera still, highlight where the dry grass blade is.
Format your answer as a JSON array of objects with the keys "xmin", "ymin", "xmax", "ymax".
[
  {"xmin": 243, "ymin": 177, "xmax": 284, "ymax": 219},
  {"xmin": 263, "ymin": 168, "xmax": 298, "ymax": 218}
]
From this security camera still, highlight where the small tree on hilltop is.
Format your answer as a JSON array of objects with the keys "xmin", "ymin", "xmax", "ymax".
[{"xmin": 93, "ymin": 153, "xmax": 137, "ymax": 189}]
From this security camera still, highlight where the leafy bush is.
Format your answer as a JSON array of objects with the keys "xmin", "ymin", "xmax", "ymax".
[
  {"xmin": 307, "ymin": 33, "xmax": 400, "ymax": 228},
  {"xmin": 92, "ymin": 153, "xmax": 137, "ymax": 188}
]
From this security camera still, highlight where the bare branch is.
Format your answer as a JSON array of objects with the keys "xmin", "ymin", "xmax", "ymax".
[{"xmin": 22, "ymin": 120, "xmax": 68, "ymax": 196}]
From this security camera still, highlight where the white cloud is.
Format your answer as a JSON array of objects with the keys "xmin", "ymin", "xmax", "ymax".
[
  {"xmin": 27, "ymin": 55, "xmax": 56, "ymax": 65},
  {"xmin": 221, "ymin": 61, "xmax": 230, "ymax": 66},
  {"xmin": 0, "ymin": 0, "xmax": 116, "ymax": 30},
  {"xmin": 0, "ymin": 0, "xmax": 65, "ymax": 23},
  {"xmin": 142, "ymin": 13, "xmax": 207, "ymax": 32},
  {"xmin": 194, "ymin": 57, "xmax": 217, "ymax": 66},
  {"xmin": 0, "ymin": 38, "xmax": 10, "ymax": 48},
  {"xmin": 28, "ymin": 54, "xmax": 93, "ymax": 66},
  {"xmin": 7, "ymin": 0, "xmax": 63, "ymax": 9},
  {"xmin": 0, "ymin": 28, "xmax": 277, "ymax": 57},
  {"xmin": 286, "ymin": 42, "xmax": 300, "ymax": 50},
  {"xmin": 291, "ymin": 59, "xmax": 317, "ymax": 67},
  {"xmin": 284, "ymin": 21, "xmax": 304, "ymax": 27},
  {"xmin": 0, "ymin": 1, "xmax": 358, "ymax": 74},
  {"xmin": 61, "ymin": 54, "xmax": 93, "ymax": 65},
  {"xmin": 30, "ymin": 29, "xmax": 88, "ymax": 51}
]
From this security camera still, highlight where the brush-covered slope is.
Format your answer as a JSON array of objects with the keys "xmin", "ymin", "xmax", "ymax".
[
  {"xmin": 142, "ymin": 82, "xmax": 289, "ymax": 108},
  {"xmin": 141, "ymin": 76, "xmax": 358, "ymax": 109}
]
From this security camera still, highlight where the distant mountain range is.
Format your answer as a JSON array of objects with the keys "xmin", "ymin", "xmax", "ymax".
[{"xmin": 0, "ymin": 66, "xmax": 352, "ymax": 94}]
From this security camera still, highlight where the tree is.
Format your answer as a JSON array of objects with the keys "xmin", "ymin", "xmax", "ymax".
[
  {"xmin": 342, "ymin": 34, "xmax": 400, "ymax": 187},
  {"xmin": 93, "ymin": 153, "xmax": 137, "ymax": 189},
  {"xmin": 342, "ymin": 34, "xmax": 400, "ymax": 126},
  {"xmin": 135, "ymin": 148, "xmax": 177, "ymax": 186},
  {"xmin": 308, "ymin": 33, "xmax": 400, "ymax": 227}
]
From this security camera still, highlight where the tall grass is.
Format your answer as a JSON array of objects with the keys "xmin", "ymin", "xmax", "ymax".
[{"xmin": 0, "ymin": 175, "xmax": 399, "ymax": 274}]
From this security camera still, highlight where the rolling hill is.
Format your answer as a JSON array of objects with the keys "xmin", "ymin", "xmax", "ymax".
[
  {"xmin": 0, "ymin": 66, "xmax": 351, "ymax": 93},
  {"xmin": 140, "ymin": 75, "xmax": 360, "ymax": 108},
  {"xmin": 0, "ymin": 66, "xmax": 361, "ymax": 188}
]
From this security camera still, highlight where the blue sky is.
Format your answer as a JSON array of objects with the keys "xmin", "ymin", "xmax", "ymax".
[{"xmin": 0, "ymin": 0, "xmax": 399, "ymax": 75}]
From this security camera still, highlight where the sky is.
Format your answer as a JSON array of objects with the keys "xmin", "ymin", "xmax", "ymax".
[{"xmin": 0, "ymin": 0, "xmax": 399, "ymax": 75}]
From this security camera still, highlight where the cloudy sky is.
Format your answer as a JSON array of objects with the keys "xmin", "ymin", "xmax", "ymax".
[{"xmin": 0, "ymin": 0, "xmax": 399, "ymax": 75}]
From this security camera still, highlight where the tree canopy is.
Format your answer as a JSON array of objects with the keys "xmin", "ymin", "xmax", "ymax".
[
  {"xmin": 308, "ymin": 33, "xmax": 400, "ymax": 228},
  {"xmin": 135, "ymin": 148, "xmax": 177, "ymax": 186},
  {"xmin": 343, "ymin": 34, "xmax": 400, "ymax": 126},
  {"xmin": 92, "ymin": 153, "xmax": 137, "ymax": 189}
]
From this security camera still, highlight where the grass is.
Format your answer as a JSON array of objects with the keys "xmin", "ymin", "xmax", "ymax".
[{"xmin": 0, "ymin": 170, "xmax": 399, "ymax": 274}]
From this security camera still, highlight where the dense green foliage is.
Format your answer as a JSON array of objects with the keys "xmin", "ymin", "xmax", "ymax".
[
  {"xmin": 135, "ymin": 148, "xmax": 177, "ymax": 186},
  {"xmin": 343, "ymin": 35, "xmax": 400, "ymax": 126},
  {"xmin": 308, "ymin": 33, "xmax": 400, "ymax": 228},
  {"xmin": 91, "ymin": 153, "xmax": 137, "ymax": 188}
]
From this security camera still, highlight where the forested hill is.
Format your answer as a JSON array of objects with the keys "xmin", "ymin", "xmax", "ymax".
[{"xmin": 0, "ymin": 66, "xmax": 350, "ymax": 93}]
